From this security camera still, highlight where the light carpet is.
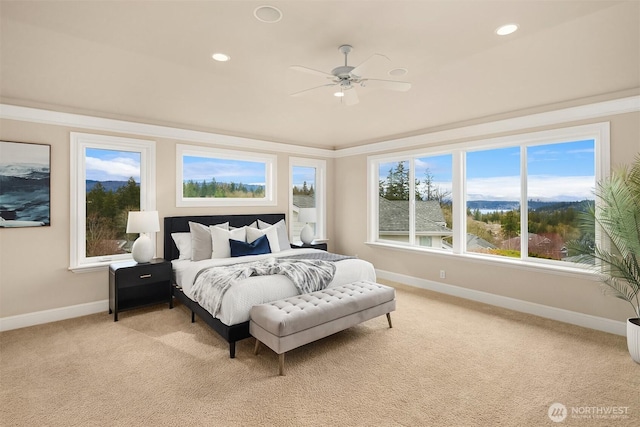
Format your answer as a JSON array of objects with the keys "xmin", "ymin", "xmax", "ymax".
[{"xmin": 1, "ymin": 282, "xmax": 637, "ymax": 426}]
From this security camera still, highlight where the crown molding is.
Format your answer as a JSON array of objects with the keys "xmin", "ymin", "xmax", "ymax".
[
  {"xmin": 334, "ymin": 95, "xmax": 640, "ymax": 158},
  {"xmin": 0, "ymin": 104, "xmax": 335, "ymax": 158},
  {"xmin": 2, "ymin": 95, "xmax": 638, "ymax": 159}
]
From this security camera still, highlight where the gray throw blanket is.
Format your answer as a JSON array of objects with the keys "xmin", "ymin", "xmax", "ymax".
[
  {"xmin": 280, "ymin": 252, "xmax": 354, "ymax": 262},
  {"xmin": 190, "ymin": 257, "xmax": 336, "ymax": 317}
]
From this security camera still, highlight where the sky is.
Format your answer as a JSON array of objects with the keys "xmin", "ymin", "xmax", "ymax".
[
  {"xmin": 86, "ymin": 150, "xmax": 312, "ymax": 189},
  {"xmin": 293, "ymin": 165, "xmax": 316, "ymax": 188},
  {"xmin": 380, "ymin": 139, "xmax": 595, "ymax": 202},
  {"xmin": 87, "ymin": 140, "xmax": 595, "ymax": 201},
  {"xmin": 85, "ymin": 148, "xmax": 140, "ymax": 181},
  {"xmin": 183, "ymin": 156, "xmax": 266, "ymax": 185}
]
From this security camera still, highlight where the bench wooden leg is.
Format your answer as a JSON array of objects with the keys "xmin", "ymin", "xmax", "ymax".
[
  {"xmin": 386, "ymin": 313, "xmax": 393, "ymax": 328},
  {"xmin": 279, "ymin": 353, "xmax": 285, "ymax": 376},
  {"xmin": 254, "ymin": 339, "xmax": 261, "ymax": 355}
]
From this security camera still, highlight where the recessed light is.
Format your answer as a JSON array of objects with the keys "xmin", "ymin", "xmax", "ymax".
[
  {"xmin": 389, "ymin": 68, "xmax": 408, "ymax": 77},
  {"xmin": 496, "ymin": 24, "xmax": 518, "ymax": 36},
  {"xmin": 212, "ymin": 53, "xmax": 230, "ymax": 62},
  {"xmin": 254, "ymin": 5, "xmax": 283, "ymax": 23},
  {"xmin": 334, "ymin": 91, "xmax": 345, "ymax": 97}
]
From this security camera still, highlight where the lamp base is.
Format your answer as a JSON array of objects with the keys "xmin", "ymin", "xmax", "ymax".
[
  {"xmin": 300, "ymin": 223, "xmax": 314, "ymax": 245},
  {"xmin": 131, "ymin": 234, "xmax": 154, "ymax": 263}
]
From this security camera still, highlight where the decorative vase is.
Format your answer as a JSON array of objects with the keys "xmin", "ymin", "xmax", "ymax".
[{"xmin": 627, "ymin": 318, "xmax": 640, "ymax": 364}]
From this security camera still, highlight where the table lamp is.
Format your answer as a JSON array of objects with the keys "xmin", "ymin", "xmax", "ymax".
[
  {"xmin": 298, "ymin": 208, "xmax": 317, "ymax": 245},
  {"xmin": 126, "ymin": 210, "xmax": 160, "ymax": 263}
]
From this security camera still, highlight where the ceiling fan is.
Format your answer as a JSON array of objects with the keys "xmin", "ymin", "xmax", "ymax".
[{"xmin": 289, "ymin": 44, "xmax": 411, "ymax": 106}]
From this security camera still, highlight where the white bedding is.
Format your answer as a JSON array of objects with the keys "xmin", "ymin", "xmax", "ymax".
[{"xmin": 172, "ymin": 248, "xmax": 376, "ymax": 325}]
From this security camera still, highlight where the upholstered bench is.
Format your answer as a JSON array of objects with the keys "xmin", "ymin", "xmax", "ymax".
[{"xmin": 249, "ymin": 280, "xmax": 396, "ymax": 375}]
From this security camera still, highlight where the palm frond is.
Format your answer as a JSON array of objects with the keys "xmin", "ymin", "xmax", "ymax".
[{"xmin": 570, "ymin": 155, "xmax": 640, "ymax": 319}]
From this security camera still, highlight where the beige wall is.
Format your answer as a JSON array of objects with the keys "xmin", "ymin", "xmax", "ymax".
[
  {"xmin": 0, "ymin": 118, "xmax": 334, "ymax": 319},
  {"xmin": 1, "ymin": 101, "xmax": 638, "ymax": 326},
  {"xmin": 333, "ymin": 111, "xmax": 640, "ymax": 323}
]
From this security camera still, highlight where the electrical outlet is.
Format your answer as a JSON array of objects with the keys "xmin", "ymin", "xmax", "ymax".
[{"xmin": 439, "ymin": 270, "xmax": 446, "ymax": 279}]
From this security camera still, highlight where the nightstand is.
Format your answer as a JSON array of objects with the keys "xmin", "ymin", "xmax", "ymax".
[
  {"xmin": 108, "ymin": 258, "xmax": 172, "ymax": 321},
  {"xmin": 291, "ymin": 242, "xmax": 328, "ymax": 251}
]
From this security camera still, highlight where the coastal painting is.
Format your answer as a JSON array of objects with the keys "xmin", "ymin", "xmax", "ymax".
[{"xmin": 0, "ymin": 141, "xmax": 51, "ymax": 227}]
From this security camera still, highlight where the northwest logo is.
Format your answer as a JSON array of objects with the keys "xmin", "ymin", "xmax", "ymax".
[{"xmin": 548, "ymin": 403, "xmax": 568, "ymax": 423}]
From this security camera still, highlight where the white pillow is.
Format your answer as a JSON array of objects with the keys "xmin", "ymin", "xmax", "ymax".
[
  {"xmin": 171, "ymin": 232, "xmax": 192, "ymax": 260},
  {"xmin": 211, "ymin": 226, "xmax": 247, "ymax": 258},
  {"xmin": 189, "ymin": 221, "xmax": 228, "ymax": 261},
  {"xmin": 246, "ymin": 225, "xmax": 281, "ymax": 253},
  {"xmin": 257, "ymin": 219, "xmax": 291, "ymax": 250}
]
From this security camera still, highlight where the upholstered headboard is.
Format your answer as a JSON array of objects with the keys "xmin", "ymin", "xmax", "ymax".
[{"xmin": 163, "ymin": 213, "xmax": 286, "ymax": 261}]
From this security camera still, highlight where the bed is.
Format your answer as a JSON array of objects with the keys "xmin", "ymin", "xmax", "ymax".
[{"xmin": 163, "ymin": 214, "xmax": 376, "ymax": 358}]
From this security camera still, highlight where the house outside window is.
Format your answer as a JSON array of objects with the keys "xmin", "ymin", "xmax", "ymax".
[
  {"xmin": 70, "ymin": 133, "xmax": 156, "ymax": 271},
  {"xmin": 290, "ymin": 157, "xmax": 326, "ymax": 243},
  {"xmin": 377, "ymin": 155, "xmax": 453, "ymax": 250}
]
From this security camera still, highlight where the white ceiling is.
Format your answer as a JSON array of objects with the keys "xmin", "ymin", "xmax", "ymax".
[{"xmin": 1, "ymin": 1, "xmax": 638, "ymax": 150}]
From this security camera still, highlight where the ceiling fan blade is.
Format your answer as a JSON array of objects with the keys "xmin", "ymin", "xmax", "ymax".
[
  {"xmin": 289, "ymin": 65, "xmax": 334, "ymax": 79},
  {"xmin": 350, "ymin": 53, "xmax": 390, "ymax": 78},
  {"xmin": 343, "ymin": 88, "xmax": 359, "ymax": 106},
  {"xmin": 361, "ymin": 78, "xmax": 411, "ymax": 92},
  {"xmin": 290, "ymin": 83, "xmax": 336, "ymax": 97}
]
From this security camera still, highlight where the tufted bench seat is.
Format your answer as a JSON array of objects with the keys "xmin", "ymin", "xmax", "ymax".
[{"xmin": 250, "ymin": 280, "xmax": 396, "ymax": 375}]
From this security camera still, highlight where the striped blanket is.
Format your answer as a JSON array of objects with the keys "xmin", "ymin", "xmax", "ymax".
[{"xmin": 190, "ymin": 257, "xmax": 336, "ymax": 317}]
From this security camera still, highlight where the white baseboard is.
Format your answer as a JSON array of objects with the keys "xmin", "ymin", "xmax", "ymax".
[
  {"xmin": 0, "ymin": 300, "xmax": 109, "ymax": 332},
  {"xmin": 1, "ymin": 273, "xmax": 627, "ymax": 336},
  {"xmin": 376, "ymin": 269, "xmax": 626, "ymax": 336}
]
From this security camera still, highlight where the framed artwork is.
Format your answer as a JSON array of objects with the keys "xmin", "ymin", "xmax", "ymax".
[{"xmin": 0, "ymin": 141, "xmax": 51, "ymax": 227}]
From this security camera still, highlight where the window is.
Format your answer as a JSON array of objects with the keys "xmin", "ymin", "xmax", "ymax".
[
  {"xmin": 376, "ymin": 155, "xmax": 453, "ymax": 249},
  {"xmin": 176, "ymin": 144, "xmax": 276, "ymax": 207},
  {"xmin": 70, "ymin": 133, "xmax": 156, "ymax": 271},
  {"xmin": 466, "ymin": 146, "xmax": 521, "ymax": 258},
  {"xmin": 290, "ymin": 157, "xmax": 326, "ymax": 243},
  {"xmin": 368, "ymin": 122, "xmax": 609, "ymax": 270}
]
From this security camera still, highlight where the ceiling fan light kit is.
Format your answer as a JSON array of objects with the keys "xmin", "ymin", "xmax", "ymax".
[{"xmin": 289, "ymin": 44, "xmax": 411, "ymax": 105}]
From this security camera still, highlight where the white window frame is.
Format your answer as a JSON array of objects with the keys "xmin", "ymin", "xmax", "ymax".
[
  {"xmin": 70, "ymin": 133, "xmax": 156, "ymax": 272},
  {"xmin": 289, "ymin": 157, "xmax": 327, "ymax": 242},
  {"xmin": 176, "ymin": 144, "xmax": 276, "ymax": 207},
  {"xmin": 367, "ymin": 122, "xmax": 610, "ymax": 273}
]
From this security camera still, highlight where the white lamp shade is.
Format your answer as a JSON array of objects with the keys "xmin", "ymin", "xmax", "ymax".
[
  {"xmin": 126, "ymin": 211, "xmax": 160, "ymax": 233},
  {"xmin": 298, "ymin": 208, "xmax": 317, "ymax": 224}
]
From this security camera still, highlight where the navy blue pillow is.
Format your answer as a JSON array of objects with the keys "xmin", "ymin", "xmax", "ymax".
[{"xmin": 229, "ymin": 234, "xmax": 271, "ymax": 257}]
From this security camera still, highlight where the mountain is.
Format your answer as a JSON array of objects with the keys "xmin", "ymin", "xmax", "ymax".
[
  {"xmin": 86, "ymin": 180, "xmax": 135, "ymax": 192},
  {"xmin": 466, "ymin": 199, "xmax": 593, "ymax": 212}
]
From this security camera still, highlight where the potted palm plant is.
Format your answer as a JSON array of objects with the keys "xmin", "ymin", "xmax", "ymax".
[{"xmin": 570, "ymin": 156, "xmax": 640, "ymax": 364}]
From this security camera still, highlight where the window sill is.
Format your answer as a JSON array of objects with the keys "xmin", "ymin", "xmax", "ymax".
[
  {"xmin": 365, "ymin": 241, "xmax": 599, "ymax": 280},
  {"xmin": 69, "ymin": 256, "xmax": 132, "ymax": 273}
]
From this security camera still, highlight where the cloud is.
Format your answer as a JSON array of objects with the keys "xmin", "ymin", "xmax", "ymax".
[
  {"xmin": 183, "ymin": 159, "xmax": 264, "ymax": 182},
  {"xmin": 467, "ymin": 175, "xmax": 594, "ymax": 201},
  {"xmin": 86, "ymin": 156, "xmax": 140, "ymax": 181},
  {"xmin": 527, "ymin": 175, "xmax": 594, "ymax": 200}
]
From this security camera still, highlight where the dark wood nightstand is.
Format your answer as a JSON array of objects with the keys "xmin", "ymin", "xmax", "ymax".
[
  {"xmin": 108, "ymin": 258, "xmax": 172, "ymax": 321},
  {"xmin": 291, "ymin": 242, "xmax": 328, "ymax": 251}
]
